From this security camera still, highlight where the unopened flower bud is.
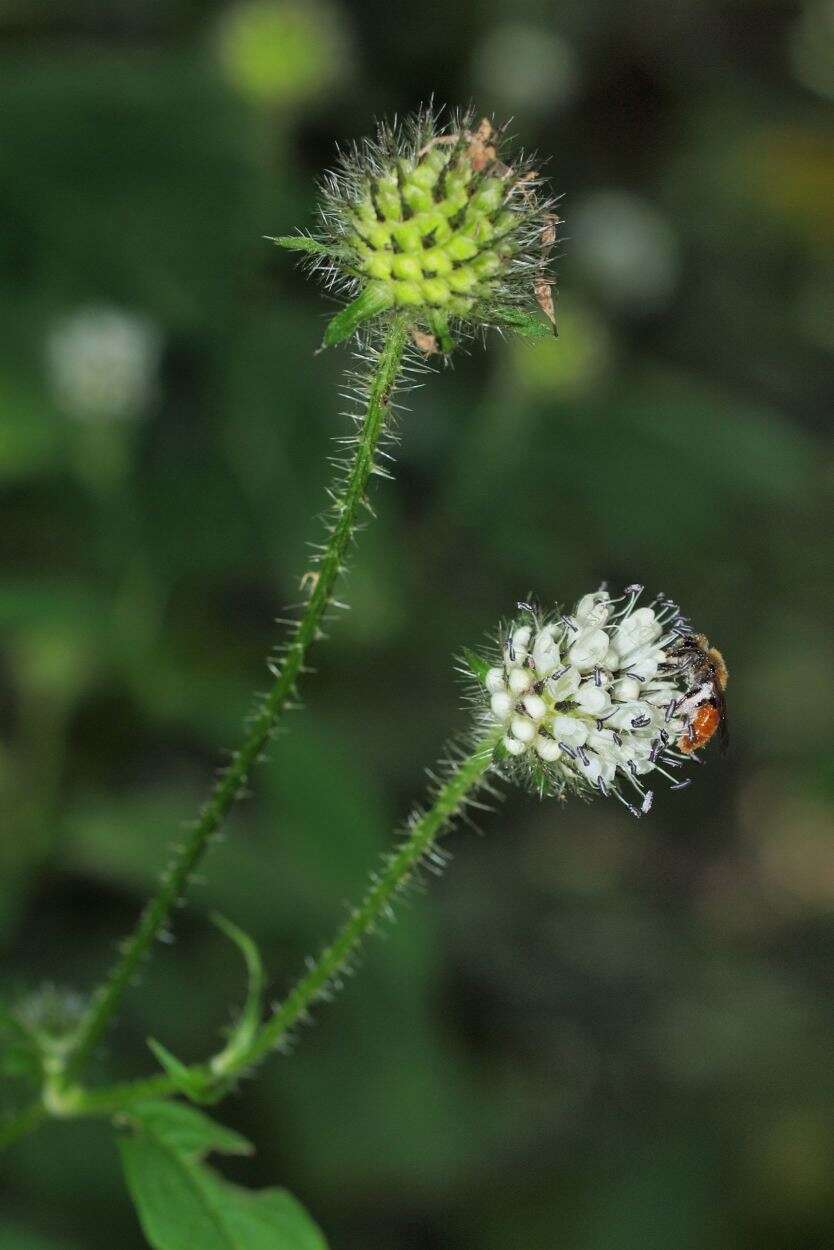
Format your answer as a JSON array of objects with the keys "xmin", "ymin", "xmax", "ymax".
[{"xmin": 275, "ymin": 107, "xmax": 559, "ymax": 353}]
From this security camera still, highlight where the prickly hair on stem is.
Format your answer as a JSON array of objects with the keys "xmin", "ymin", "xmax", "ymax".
[
  {"xmin": 59, "ymin": 317, "xmax": 415, "ymax": 1086},
  {"xmin": 264, "ymin": 330, "xmax": 428, "ymax": 669},
  {"xmin": 240, "ymin": 731, "xmax": 502, "ymax": 1066},
  {"xmin": 272, "ymin": 103, "xmax": 560, "ymax": 353}
]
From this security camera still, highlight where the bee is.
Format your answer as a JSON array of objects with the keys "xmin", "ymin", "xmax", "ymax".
[{"xmin": 669, "ymin": 633, "xmax": 729, "ymax": 755}]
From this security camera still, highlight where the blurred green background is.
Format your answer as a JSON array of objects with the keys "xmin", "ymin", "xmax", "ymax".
[{"xmin": 1, "ymin": 0, "xmax": 833, "ymax": 1246}]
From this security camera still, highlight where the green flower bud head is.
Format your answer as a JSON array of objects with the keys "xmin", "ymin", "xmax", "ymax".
[{"xmin": 273, "ymin": 107, "xmax": 559, "ymax": 353}]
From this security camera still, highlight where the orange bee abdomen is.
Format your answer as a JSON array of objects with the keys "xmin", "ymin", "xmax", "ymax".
[{"xmin": 678, "ymin": 703, "xmax": 720, "ymax": 753}]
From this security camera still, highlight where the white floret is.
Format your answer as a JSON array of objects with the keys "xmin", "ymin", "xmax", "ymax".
[
  {"xmin": 612, "ymin": 676, "xmax": 641, "ymax": 702},
  {"xmin": 575, "ymin": 592, "xmax": 611, "ymax": 627},
  {"xmin": 568, "ymin": 627, "xmax": 610, "ymax": 671},
  {"xmin": 535, "ymin": 736, "xmax": 561, "ymax": 762},
  {"xmin": 614, "ymin": 607, "xmax": 661, "ymax": 657},
  {"xmin": 532, "ymin": 625, "xmax": 560, "ymax": 675},
  {"xmin": 522, "ymin": 693, "xmax": 547, "ymax": 721},
  {"xmin": 552, "ymin": 714, "xmax": 588, "ymax": 747},
  {"xmin": 508, "ymin": 667, "xmax": 533, "ymax": 695},
  {"xmin": 490, "ymin": 691, "xmax": 513, "ymax": 720},
  {"xmin": 547, "ymin": 666, "xmax": 581, "ymax": 701},
  {"xmin": 574, "ymin": 682, "xmax": 611, "ymax": 716},
  {"xmin": 510, "ymin": 715, "xmax": 537, "ymax": 744},
  {"xmin": 485, "ymin": 667, "xmax": 506, "ymax": 693}
]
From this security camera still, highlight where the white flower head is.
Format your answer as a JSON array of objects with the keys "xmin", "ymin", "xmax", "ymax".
[
  {"xmin": 473, "ymin": 587, "xmax": 719, "ymax": 816},
  {"xmin": 46, "ymin": 305, "xmax": 162, "ymax": 422}
]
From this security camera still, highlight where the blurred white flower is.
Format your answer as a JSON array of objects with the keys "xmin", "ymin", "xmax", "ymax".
[
  {"xmin": 46, "ymin": 305, "xmax": 162, "ymax": 422},
  {"xmin": 471, "ymin": 22, "xmax": 580, "ymax": 113},
  {"xmin": 571, "ymin": 191, "xmax": 681, "ymax": 313}
]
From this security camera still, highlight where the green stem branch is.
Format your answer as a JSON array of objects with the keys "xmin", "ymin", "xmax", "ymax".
[
  {"xmin": 4, "ymin": 730, "xmax": 500, "ymax": 1142},
  {"xmin": 62, "ymin": 319, "xmax": 410, "ymax": 1085},
  {"xmin": 244, "ymin": 730, "xmax": 499, "ymax": 1068}
]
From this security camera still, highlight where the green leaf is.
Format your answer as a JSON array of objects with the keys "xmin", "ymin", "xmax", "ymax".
[
  {"xmin": 321, "ymin": 282, "xmax": 394, "ymax": 348},
  {"xmin": 120, "ymin": 1133, "xmax": 228, "ymax": 1250},
  {"xmin": 267, "ymin": 234, "xmax": 331, "ymax": 256},
  {"xmin": 213, "ymin": 915, "xmax": 262, "ymax": 1050},
  {"xmin": 209, "ymin": 912, "xmax": 265, "ymax": 1073},
  {"xmin": 126, "ymin": 1100, "xmax": 252, "ymax": 1160},
  {"xmin": 459, "ymin": 646, "xmax": 491, "ymax": 684},
  {"xmin": 147, "ymin": 1040, "xmax": 217, "ymax": 1104},
  {"xmin": 491, "ymin": 307, "xmax": 556, "ymax": 339},
  {"xmin": 147, "ymin": 914, "xmax": 264, "ymax": 1098},
  {"xmin": 197, "ymin": 1182, "xmax": 328, "ymax": 1250},
  {"xmin": 427, "ymin": 311, "xmax": 454, "ymax": 354},
  {"xmin": 119, "ymin": 1101, "xmax": 328, "ymax": 1250}
]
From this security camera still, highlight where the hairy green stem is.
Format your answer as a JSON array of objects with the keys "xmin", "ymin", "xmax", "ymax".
[
  {"xmin": 244, "ymin": 730, "xmax": 499, "ymax": 1067},
  {"xmin": 3, "ymin": 730, "xmax": 500, "ymax": 1141},
  {"xmin": 63, "ymin": 1072, "xmax": 184, "ymax": 1117},
  {"xmin": 62, "ymin": 319, "xmax": 410, "ymax": 1085}
]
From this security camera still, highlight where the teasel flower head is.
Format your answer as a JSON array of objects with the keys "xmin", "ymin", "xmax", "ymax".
[
  {"xmin": 272, "ymin": 106, "xmax": 559, "ymax": 353},
  {"xmin": 46, "ymin": 305, "xmax": 162, "ymax": 422},
  {"xmin": 467, "ymin": 587, "xmax": 723, "ymax": 817}
]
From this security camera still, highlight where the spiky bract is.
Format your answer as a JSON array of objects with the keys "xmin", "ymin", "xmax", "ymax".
[{"xmin": 285, "ymin": 106, "xmax": 558, "ymax": 352}]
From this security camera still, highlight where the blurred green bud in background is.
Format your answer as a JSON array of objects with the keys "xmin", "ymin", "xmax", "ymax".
[
  {"xmin": 215, "ymin": 0, "xmax": 350, "ymax": 108},
  {"xmin": 511, "ymin": 294, "xmax": 613, "ymax": 398}
]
